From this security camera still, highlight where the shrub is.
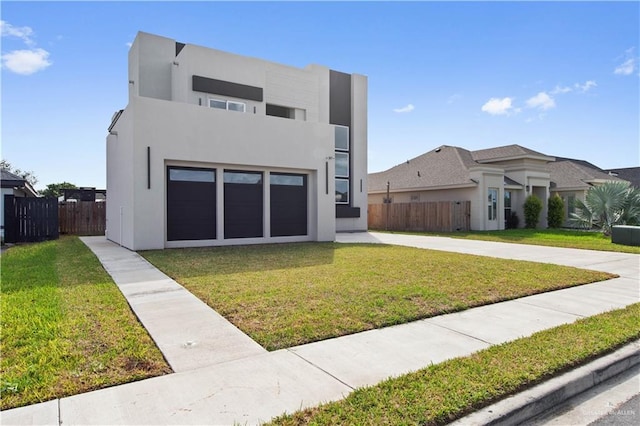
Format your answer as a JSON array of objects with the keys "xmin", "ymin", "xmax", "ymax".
[
  {"xmin": 524, "ymin": 195, "xmax": 543, "ymax": 229},
  {"xmin": 569, "ymin": 181, "xmax": 640, "ymax": 235},
  {"xmin": 547, "ymin": 194, "xmax": 564, "ymax": 228}
]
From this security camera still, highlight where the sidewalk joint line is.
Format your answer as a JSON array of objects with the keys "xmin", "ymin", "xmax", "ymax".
[
  {"xmin": 421, "ymin": 320, "xmax": 494, "ymax": 346},
  {"xmin": 512, "ymin": 299, "xmax": 588, "ymax": 318},
  {"xmin": 286, "ymin": 349, "xmax": 355, "ymax": 391}
]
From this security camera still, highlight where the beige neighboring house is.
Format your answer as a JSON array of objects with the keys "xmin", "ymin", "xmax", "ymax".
[
  {"xmin": 548, "ymin": 158, "xmax": 629, "ymax": 226},
  {"xmin": 368, "ymin": 144, "xmax": 629, "ymax": 231}
]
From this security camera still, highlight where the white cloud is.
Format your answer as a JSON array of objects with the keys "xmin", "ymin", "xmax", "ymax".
[
  {"xmin": 0, "ymin": 20, "xmax": 35, "ymax": 46},
  {"xmin": 551, "ymin": 85, "xmax": 572, "ymax": 95},
  {"xmin": 614, "ymin": 47, "xmax": 637, "ymax": 76},
  {"xmin": 126, "ymin": 42, "xmax": 133, "ymax": 48},
  {"xmin": 526, "ymin": 92, "xmax": 555, "ymax": 110},
  {"xmin": 575, "ymin": 80, "xmax": 597, "ymax": 93},
  {"xmin": 614, "ymin": 58, "xmax": 636, "ymax": 76},
  {"xmin": 447, "ymin": 94, "xmax": 462, "ymax": 104},
  {"xmin": 393, "ymin": 104, "xmax": 414, "ymax": 113},
  {"xmin": 1, "ymin": 20, "xmax": 51, "ymax": 75},
  {"xmin": 481, "ymin": 97, "xmax": 515, "ymax": 116},
  {"xmin": 1, "ymin": 48, "xmax": 52, "ymax": 75}
]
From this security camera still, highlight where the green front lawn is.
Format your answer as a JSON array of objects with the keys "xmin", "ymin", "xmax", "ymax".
[
  {"xmin": 270, "ymin": 303, "xmax": 640, "ymax": 425},
  {"xmin": 141, "ymin": 243, "xmax": 614, "ymax": 350},
  {"xmin": 0, "ymin": 237, "xmax": 171, "ymax": 410},
  {"xmin": 383, "ymin": 228, "xmax": 640, "ymax": 254}
]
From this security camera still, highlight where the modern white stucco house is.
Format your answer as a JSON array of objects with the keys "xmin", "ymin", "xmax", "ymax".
[{"xmin": 107, "ymin": 32, "xmax": 367, "ymax": 250}]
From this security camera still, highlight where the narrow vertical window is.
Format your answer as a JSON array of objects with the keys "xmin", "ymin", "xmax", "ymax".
[
  {"xmin": 488, "ymin": 188, "xmax": 498, "ymax": 221},
  {"xmin": 335, "ymin": 125, "xmax": 350, "ymax": 205}
]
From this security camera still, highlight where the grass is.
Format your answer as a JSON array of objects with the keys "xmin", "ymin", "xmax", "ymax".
[
  {"xmin": 270, "ymin": 303, "xmax": 640, "ymax": 425},
  {"xmin": 141, "ymin": 243, "xmax": 614, "ymax": 351},
  {"xmin": 380, "ymin": 228, "xmax": 640, "ymax": 254},
  {"xmin": 0, "ymin": 237, "xmax": 171, "ymax": 410}
]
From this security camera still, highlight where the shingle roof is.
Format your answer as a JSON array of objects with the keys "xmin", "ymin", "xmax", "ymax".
[
  {"xmin": 1, "ymin": 169, "xmax": 27, "ymax": 186},
  {"xmin": 368, "ymin": 146, "xmax": 478, "ymax": 192},
  {"xmin": 603, "ymin": 167, "xmax": 640, "ymax": 189},
  {"xmin": 472, "ymin": 144, "xmax": 553, "ymax": 162},
  {"xmin": 1, "ymin": 169, "xmax": 39, "ymax": 196},
  {"xmin": 549, "ymin": 160, "xmax": 626, "ymax": 190}
]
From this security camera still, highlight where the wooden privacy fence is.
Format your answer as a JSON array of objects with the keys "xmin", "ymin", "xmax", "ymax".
[
  {"xmin": 59, "ymin": 201, "xmax": 106, "ymax": 236},
  {"xmin": 368, "ymin": 201, "xmax": 471, "ymax": 232},
  {"xmin": 3, "ymin": 196, "xmax": 59, "ymax": 243}
]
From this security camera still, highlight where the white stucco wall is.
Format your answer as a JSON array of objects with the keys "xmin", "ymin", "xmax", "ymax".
[
  {"xmin": 111, "ymin": 96, "xmax": 337, "ymax": 250},
  {"xmin": 106, "ymin": 108, "xmax": 135, "ymax": 248}
]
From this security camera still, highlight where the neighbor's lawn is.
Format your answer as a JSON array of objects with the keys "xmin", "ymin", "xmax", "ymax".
[
  {"xmin": 270, "ymin": 303, "xmax": 640, "ymax": 425},
  {"xmin": 383, "ymin": 228, "xmax": 640, "ymax": 254},
  {"xmin": 0, "ymin": 237, "xmax": 171, "ymax": 410},
  {"xmin": 141, "ymin": 243, "xmax": 614, "ymax": 350}
]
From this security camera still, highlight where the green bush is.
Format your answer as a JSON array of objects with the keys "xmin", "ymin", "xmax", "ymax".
[
  {"xmin": 547, "ymin": 195, "xmax": 564, "ymax": 228},
  {"xmin": 524, "ymin": 195, "xmax": 543, "ymax": 229}
]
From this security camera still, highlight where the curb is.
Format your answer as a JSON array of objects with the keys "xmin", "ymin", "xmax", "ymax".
[{"xmin": 450, "ymin": 340, "xmax": 640, "ymax": 426}]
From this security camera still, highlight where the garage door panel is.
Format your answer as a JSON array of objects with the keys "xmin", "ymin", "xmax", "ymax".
[
  {"xmin": 270, "ymin": 173, "xmax": 307, "ymax": 237},
  {"xmin": 224, "ymin": 171, "xmax": 263, "ymax": 239},
  {"xmin": 167, "ymin": 167, "xmax": 216, "ymax": 241}
]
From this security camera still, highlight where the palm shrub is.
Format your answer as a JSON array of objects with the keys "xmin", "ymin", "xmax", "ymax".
[
  {"xmin": 569, "ymin": 181, "xmax": 640, "ymax": 235},
  {"xmin": 547, "ymin": 194, "xmax": 564, "ymax": 228},
  {"xmin": 524, "ymin": 195, "xmax": 543, "ymax": 229}
]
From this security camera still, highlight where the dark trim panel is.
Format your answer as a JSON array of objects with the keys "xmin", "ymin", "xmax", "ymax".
[
  {"xmin": 193, "ymin": 75, "xmax": 263, "ymax": 102},
  {"xmin": 336, "ymin": 205, "xmax": 360, "ymax": 218},
  {"xmin": 175, "ymin": 42, "xmax": 186, "ymax": 57},
  {"xmin": 329, "ymin": 70, "xmax": 351, "ymax": 127}
]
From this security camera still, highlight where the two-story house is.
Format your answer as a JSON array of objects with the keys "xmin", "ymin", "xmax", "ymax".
[{"xmin": 107, "ymin": 32, "xmax": 367, "ymax": 250}]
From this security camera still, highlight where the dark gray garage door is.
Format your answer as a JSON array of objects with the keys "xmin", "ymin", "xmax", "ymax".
[
  {"xmin": 270, "ymin": 173, "xmax": 307, "ymax": 237},
  {"xmin": 224, "ymin": 170, "xmax": 263, "ymax": 239},
  {"xmin": 167, "ymin": 167, "xmax": 216, "ymax": 241}
]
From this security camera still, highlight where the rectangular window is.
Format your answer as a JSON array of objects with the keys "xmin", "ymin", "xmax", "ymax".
[
  {"xmin": 335, "ymin": 152, "xmax": 349, "ymax": 178},
  {"xmin": 266, "ymin": 104, "xmax": 294, "ymax": 119},
  {"xmin": 227, "ymin": 101, "xmax": 246, "ymax": 112},
  {"xmin": 208, "ymin": 98, "xmax": 246, "ymax": 112},
  {"xmin": 488, "ymin": 188, "xmax": 498, "ymax": 221},
  {"xmin": 336, "ymin": 178, "xmax": 349, "ymax": 204},
  {"xmin": 209, "ymin": 99, "xmax": 226, "ymax": 109},
  {"xmin": 504, "ymin": 190, "xmax": 512, "ymax": 226},
  {"xmin": 169, "ymin": 168, "xmax": 215, "ymax": 183},
  {"xmin": 270, "ymin": 174, "xmax": 304, "ymax": 186},
  {"xmin": 335, "ymin": 126, "xmax": 349, "ymax": 151}
]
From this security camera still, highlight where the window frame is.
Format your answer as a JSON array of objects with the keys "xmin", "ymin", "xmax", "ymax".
[
  {"xmin": 208, "ymin": 98, "xmax": 246, "ymax": 113},
  {"xmin": 335, "ymin": 178, "xmax": 349, "ymax": 204},
  {"xmin": 488, "ymin": 188, "xmax": 498, "ymax": 221}
]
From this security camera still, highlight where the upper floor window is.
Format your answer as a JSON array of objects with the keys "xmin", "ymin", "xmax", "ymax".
[
  {"xmin": 209, "ymin": 98, "xmax": 246, "ymax": 113},
  {"xmin": 335, "ymin": 126, "xmax": 349, "ymax": 151}
]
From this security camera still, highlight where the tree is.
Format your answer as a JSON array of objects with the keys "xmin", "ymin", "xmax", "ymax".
[
  {"xmin": 0, "ymin": 159, "xmax": 38, "ymax": 186},
  {"xmin": 523, "ymin": 195, "xmax": 543, "ymax": 229},
  {"xmin": 547, "ymin": 194, "xmax": 564, "ymax": 228},
  {"xmin": 569, "ymin": 181, "xmax": 640, "ymax": 235},
  {"xmin": 40, "ymin": 182, "xmax": 78, "ymax": 198}
]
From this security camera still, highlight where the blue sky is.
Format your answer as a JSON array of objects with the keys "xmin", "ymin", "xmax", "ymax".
[{"xmin": 2, "ymin": 1, "xmax": 638, "ymax": 191}]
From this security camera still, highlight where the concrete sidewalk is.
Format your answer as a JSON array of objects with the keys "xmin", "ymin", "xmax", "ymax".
[{"xmin": 2, "ymin": 232, "xmax": 638, "ymax": 425}]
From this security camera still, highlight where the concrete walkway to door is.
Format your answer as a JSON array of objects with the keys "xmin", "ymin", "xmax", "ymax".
[{"xmin": 1, "ymin": 232, "xmax": 638, "ymax": 425}]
